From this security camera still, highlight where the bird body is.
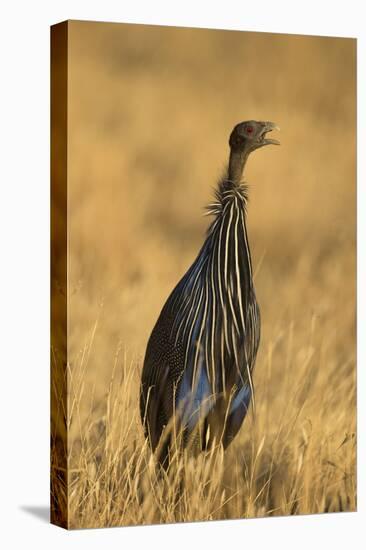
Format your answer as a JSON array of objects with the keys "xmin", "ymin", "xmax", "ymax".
[{"xmin": 140, "ymin": 120, "xmax": 279, "ymax": 464}]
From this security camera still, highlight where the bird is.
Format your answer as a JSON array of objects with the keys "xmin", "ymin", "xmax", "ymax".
[{"xmin": 140, "ymin": 120, "xmax": 280, "ymax": 465}]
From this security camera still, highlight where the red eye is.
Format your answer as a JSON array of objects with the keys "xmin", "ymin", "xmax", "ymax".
[{"xmin": 246, "ymin": 126, "xmax": 254, "ymax": 134}]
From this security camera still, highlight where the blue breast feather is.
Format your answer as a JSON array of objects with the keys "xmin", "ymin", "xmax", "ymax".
[
  {"xmin": 177, "ymin": 364, "xmax": 251, "ymax": 435},
  {"xmin": 177, "ymin": 362, "xmax": 214, "ymax": 432}
]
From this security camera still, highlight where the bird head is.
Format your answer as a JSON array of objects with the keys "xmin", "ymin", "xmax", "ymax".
[{"xmin": 229, "ymin": 120, "xmax": 280, "ymax": 155}]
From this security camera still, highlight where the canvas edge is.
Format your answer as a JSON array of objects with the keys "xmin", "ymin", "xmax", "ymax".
[{"xmin": 50, "ymin": 20, "xmax": 69, "ymax": 530}]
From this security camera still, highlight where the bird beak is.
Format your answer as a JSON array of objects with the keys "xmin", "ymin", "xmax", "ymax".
[{"xmin": 260, "ymin": 121, "xmax": 280, "ymax": 146}]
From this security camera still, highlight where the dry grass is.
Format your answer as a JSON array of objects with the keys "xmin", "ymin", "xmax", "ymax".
[
  {"xmin": 53, "ymin": 21, "xmax": 356, "ymax": 528},
  {"xmin": 65, "ymin": 317, "xmax": 356, "ymax": 528}
]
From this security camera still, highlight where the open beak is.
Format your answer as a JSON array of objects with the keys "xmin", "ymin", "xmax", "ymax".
[{"xmin": 260, "ymin": 121, "xmax": 280, "ymax": 146}]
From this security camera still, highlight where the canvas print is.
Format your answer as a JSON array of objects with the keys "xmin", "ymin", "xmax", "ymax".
[{"xmin": 51, "ymin": 20, "xmax": 356, "ymax": 529}]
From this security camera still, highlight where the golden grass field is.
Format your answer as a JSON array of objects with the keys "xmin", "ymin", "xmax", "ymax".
[{"xmin": 53, "ymin": 21, "xmax": 356, "ymax": 528}]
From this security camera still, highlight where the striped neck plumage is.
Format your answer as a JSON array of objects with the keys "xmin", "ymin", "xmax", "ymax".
[
  {"xmin": 174, "ymin": 169, "xmax": 254, "ymax": 383},
  {"xmin": 206, "ymin": 171, "xmax": 253, "ymax": 287}
]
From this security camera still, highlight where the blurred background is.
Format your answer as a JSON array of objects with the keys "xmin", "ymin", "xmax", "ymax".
[
  {"xmin": 67, "ymin": 20, "xmax": 356, "ymax": 463},
  {"xmin": 62, "ymin": 20, "xmax": 356, "ymax": 526}
]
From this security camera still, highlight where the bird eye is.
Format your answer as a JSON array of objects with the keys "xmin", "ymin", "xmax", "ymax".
[{"xmin": 246, "ymin": 126, "xmax": 254, "ymax": 134}]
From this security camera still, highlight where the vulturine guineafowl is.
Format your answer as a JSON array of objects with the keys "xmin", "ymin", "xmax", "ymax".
[{"xmin": 140, "ymin": 120, "xmax": 280, "ymax": 465}]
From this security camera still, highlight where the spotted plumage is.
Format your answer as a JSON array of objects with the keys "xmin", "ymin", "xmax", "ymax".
[{"xmin": 140, "ymin": 120, "xmax": 280, "ymax": 464}]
